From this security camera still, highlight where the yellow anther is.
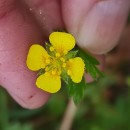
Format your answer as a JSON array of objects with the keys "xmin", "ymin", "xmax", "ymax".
[
  {"xmin": 45, "ymin": 67, "xmax": 49, "ymax": 71},
  {"xmin": 63, "ymin": 50, "xmax": 67, "ymax": 55},
  {"xmin": 60, "ymin": 57, "xmax": 65, "ymax": 62},
  {"xmin": 67, "ymin": 70, "xmax": 71, "ymax": 75},
  {"xmin": 50, "ymin": 46, "xmax": 54, "ymax": 51},
  {"xmin": 51, "ymin": 70, "xmax": 56, "ymax": 75},
  {"xmin": 58, "ymin": 70, "xmax": 61, "ymax": 75},
  {"xmin": 69, "ymin": 59, "xmax": 73, "ymax": 62},
  {"xmin": 45, "ymin": 58, "xmax": 51, "ymax": 64},
  {"xmin": 62, "ymin": 63, "xmax": 66, "ymax": 68},
  {"xmin": 56, "ymin": 53, "xmax": 60, "ymax": 57}
]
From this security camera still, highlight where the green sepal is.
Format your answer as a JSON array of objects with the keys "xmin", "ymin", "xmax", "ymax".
[
  {"xmin": 45, "ymin": 42, "xmax": 51, "ymax": 51},
  {"xmin": 37, "ymin": 69, "xmax": 45, "ymax": 76},
  {"xmin": 64, "ymin": 50, "xmax": 78, "ymax": 60},
  {"xmin": 78, "ymin": 48, "xmax": 103, "ymax": 80},
  {"xmin": 45, "ymin": 42, "xmax": 55, "ymax": 56},
  {"xmin": 61, "ymin": 69, "xmax": 69, "ymax": 85}
]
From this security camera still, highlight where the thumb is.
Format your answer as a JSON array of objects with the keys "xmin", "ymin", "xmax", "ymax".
[{"xmin": 62, "ymin": 0, "xmax": 130, "ymax": 54}]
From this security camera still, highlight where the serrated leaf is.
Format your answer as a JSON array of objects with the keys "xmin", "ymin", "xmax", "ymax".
[
  {"xmin": 78, "ymin": 48, "xmax": 103, "ymax": 79},
  {"xmin": 85, "ymin": 62, "xmax": 99, "ymax": 79},
  {"xmin": 73, "ymin": 79, "xmax": 86, "ymax": 104},
  {"xmin": 66, "ymin": 77, "xmax": 86, "ymax": 105},
  {"xmin": 78, "ymin": 48, "xmax": 99, "ymax": 65}
]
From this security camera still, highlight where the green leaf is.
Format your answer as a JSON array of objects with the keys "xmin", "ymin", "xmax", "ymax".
[
  {"xmin": 66, "ymin": 77, "xmax": 86, "ymax": 105},
  {"xmin": 78, "ymin": 48, "xmax": 99, "ymax": 65},
  {"xmin": 78, "ymin": 48, "xmax": 103, "ymax": 80},
  {"xmin": 61, "ymin": 70, "xmax": 86, "ymax": 104}
]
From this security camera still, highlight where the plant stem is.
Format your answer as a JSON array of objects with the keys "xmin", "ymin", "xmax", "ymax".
[{"xmin": 59, "ymin": 98, "xmax": 77, "ymax": 130}]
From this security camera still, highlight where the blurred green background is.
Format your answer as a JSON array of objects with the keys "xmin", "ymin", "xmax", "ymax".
[
  {"xmin": 1, "ymin": 74, "xmax": 130, "ymax": 130},
  {"xmin": 0, "ymin": 16, "xmax": 130, "ymax": 130}
]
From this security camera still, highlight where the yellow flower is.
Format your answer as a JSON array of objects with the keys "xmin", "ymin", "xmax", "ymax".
[{"xmin": 26, "ymin": 32, "xmax": 85, "ymax": 93}]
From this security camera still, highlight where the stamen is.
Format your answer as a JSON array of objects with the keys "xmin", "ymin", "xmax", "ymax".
[
  {"xmin": 58, "ymin": 70, "xmax": 61, "ymax": 75},
  {"xmin": 50, "ymin": 46, "xmax": 54, "ymax": 51},
  {"xmin": 45, "ymin": 67, "xmax": 49, "ymax": 71},
  {"xmin": 62, "ymin": 63, "xmax": 66, "ymax": 68},
  {"xmin": 69, "ymin": 59, "xmax": 73, "ymax": 62},
  {"xmin": 60, "ymin": 57, "xmax": 65, "ymax": 62},
  {"xmin": 67, "ymin": 70, "xmax": 71, "ymax": 75},
  {"xmin": 51, "ymin": 70, "xmax": 56, "ymax": 75},
  {"xmin": 56, "ymin": 53, "xmax": 60, "ymax": 57},
  {"xmin": 45, "ymin": 58, "xmax": 51, "ymax": 64}
]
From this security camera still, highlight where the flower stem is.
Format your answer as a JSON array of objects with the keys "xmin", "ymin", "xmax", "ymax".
[{"xmin": 59, "ymin": 98, "xmax": 77, "ymax": 130}]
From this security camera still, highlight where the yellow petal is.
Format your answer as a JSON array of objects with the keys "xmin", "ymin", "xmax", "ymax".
[
  {"xmin": 26, "ymin": 44, "xmax": 49, "ymax": 71},
  {"xmin": 49, "ymin": 32, "xmax": 75, "ymax": 54},
  {"xmin": 36, "ymin": 72, "xmax": 61, "ymax": 93},
  {"xmin": 66, "ymin": 57, "xmax": 85, "ymax": 83}
]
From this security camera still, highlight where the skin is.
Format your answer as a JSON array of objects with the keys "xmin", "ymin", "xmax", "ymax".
[{"xmin": 0, "ymin": 0, "xmax": 129, "ymax": 109}]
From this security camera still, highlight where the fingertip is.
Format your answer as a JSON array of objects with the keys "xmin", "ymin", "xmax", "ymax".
[
  {"xmin": 1, "ymin": 70, "xmax": 50, "ymax": 109},
  {"xmin": 8, "ymin": 88, "xmax": 50, "ymax": 109}
]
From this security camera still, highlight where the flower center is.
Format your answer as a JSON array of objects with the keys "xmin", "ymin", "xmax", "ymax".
[{"xmin": 45, "ymin": 48, "xmax": 67, "ymax": 76}]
